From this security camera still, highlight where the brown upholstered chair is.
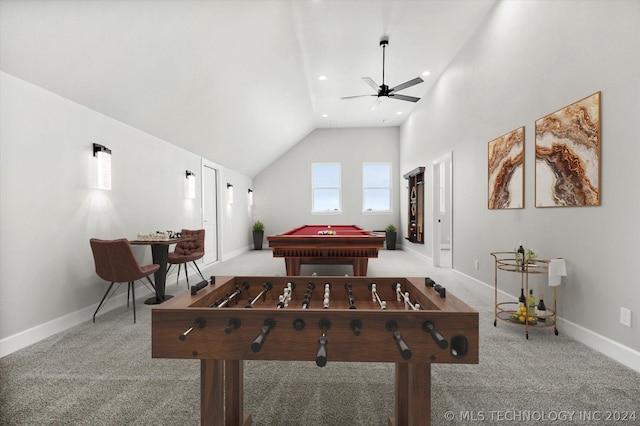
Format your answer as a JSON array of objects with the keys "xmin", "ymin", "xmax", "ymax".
[
  {"xmin": 90, "ymin": 238, "xmax": 159, "ymax": 323},
  {"xmin": 167, "ymin": 229, "xmax": 205, "ymax": 288}
]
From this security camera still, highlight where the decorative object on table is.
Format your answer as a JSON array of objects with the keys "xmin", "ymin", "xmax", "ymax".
[
  {"xmin": 516, "ymin": 242, "xmax": 525, "ymax": 271},
  {"xmin": 385, "ymin": 224, "xmax": 397, "ymax": 250},
  {"xmin": 535, "ymin": 92, "xmax": 601, "ymax": 207},
  {"xmin": 252, "ymin": 220, "xmax": 265, "ymax": 250},
  {"xmin": 317, "ymin": 225, "xmax": 336, "ymax": 235},
  {"xmin": 167, "ymin": 229, "xmax": 205, "ymax": 288},
  {"xmin": 89, "ymin": 238, "xmax": 159, "ymax": 323},
  {"xmin": 488, "ymin": 126, "xmax": 524, "ymax": 209},
  {"xmin": 137, "ymin": 231, "xmax": 171, "ymax": 241},
  {"xmin": 537, "ymin": 294, "xmax": 547, "ymax": 322},
  {"xmin": 526, "ymin": 248, "xmax": 536, "ymax": 264}
]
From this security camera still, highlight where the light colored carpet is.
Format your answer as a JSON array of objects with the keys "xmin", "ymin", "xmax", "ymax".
[{"xmin": 1, "ymin": 250, "xmax": 639, "ymax": 425}]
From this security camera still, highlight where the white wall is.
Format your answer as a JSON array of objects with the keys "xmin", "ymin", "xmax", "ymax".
[
  {"xmin": 0, "ymin": 72, "xmax": 252, "ymax": 355},
  {"xmin": 400, "ymin": 0, "xmax": 640, "ymax": 357},
  {"xmin": 252, "ymin": 127, "xmax": 400, "ymax": 237}
]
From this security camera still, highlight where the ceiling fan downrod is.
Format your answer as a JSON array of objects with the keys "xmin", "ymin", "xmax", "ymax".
[{"xmin": 380, "ymin": 38, "xmax": 389, "ymax": 91}]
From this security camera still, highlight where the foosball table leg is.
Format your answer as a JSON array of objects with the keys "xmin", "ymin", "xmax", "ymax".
[
  {"xmin": 201, "ymin": 359, "xmax": 224, "ymax": 425},
  {"xmin": 390, "ymin": 363, "xmax": 431, "ymax": 426},
  {"xmin": 201, "ymin": 359, "xmax": 252, "ymax": 426},
  {"xmin": 225, "ymin": 360, "xmax": 250, "ymax": 426}
]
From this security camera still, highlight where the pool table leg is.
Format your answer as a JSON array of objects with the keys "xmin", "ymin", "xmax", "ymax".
[
  {"xmin": 353, "ymin": 258, "xmax": 369, "ymax": 276},
  {"xmin": 285, "ymin": 258, "xmax": 301, "ymax": 276}
]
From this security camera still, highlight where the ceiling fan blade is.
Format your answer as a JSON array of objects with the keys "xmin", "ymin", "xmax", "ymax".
[
  {"xmin": 370, "ymin": 98, "xmax": 382, "ymax": 110},
  {"xmin": 390, "ymin": 77, "xmax": 424, "ymax": 93},
  {"xmin": 341, "ymin": 94, "xmax": 377, "ymax": 100},
  {"xmin": 362, "ymin": 77, "xmax": 380, "ymax": 91},
  {"xmin": 390, "ymin": 94, "xmax": 420, "ymax": 103}
]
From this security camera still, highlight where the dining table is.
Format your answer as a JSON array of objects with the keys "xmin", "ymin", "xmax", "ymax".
[{"xmin": 130, "ymin": 237, "xmax": 192, "ymax": 305}]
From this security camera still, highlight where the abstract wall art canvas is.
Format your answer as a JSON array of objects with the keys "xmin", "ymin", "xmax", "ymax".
[
  {"xmin": 488, "ymin": 126, "xmax": 524, "ymax": 209},
  {"xmin": 535, "ymin": 92, "xmax": 601, "ymax": 207}
]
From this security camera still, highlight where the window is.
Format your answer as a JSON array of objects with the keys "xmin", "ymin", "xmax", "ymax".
[
  {"xmin": 312, "ymin": 163, "xmax": 341, "ymax": 212},
  {"xmin": 363, "ymin": 162, "xmax": 391, "ymax": 212}
]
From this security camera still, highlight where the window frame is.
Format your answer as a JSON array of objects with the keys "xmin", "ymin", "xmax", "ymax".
[
  {"xmin": 311, "ymin": 162, "xmax": 342, "ymax": 214},
  {"xmin": 362, "ymin": 162, "xmax": 392, "ymax": 214}
]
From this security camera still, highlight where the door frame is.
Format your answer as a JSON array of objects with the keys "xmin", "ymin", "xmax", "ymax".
[
  {"xmin": 432, "ymin": 152, "xmax": 453, "ymax": 268},
  {"xmin": 201, "ymin": 159, "xmax": 220, "ymax": 265}
]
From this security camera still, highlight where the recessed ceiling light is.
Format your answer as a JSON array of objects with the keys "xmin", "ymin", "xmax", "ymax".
[
  {"xmin": 321, "ymin": 113, "xmax": 328, "ymax": 118},
  {"xmin": 421, "ymin": 70, "xmax": 431, "ymax": 77},
  {"xmin": 396, "ymin": 111, "xmax": 403, "ymax": 115},
  {"xmin": 318, "ymin": 75, "xmax": 328, "ymax": 81}
]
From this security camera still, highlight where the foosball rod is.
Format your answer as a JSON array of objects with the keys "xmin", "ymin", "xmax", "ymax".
[
  {"xmin": 245, "ymin": 281, "xmax": 273, "ymax": 308},
  {"xmin": 322, "ymin": 283, "xmax": 331, "ymax": 309},
  {"xmin": 393, "ymin": 283, "xmax": 422, "ymax": 310},
  {"xmin": 250, "ymin": 318, "xmax": 276, "ymax": 352},
  {"xmin": 276, "ymin": 281, "xmax": 296, "ymax": 309},
  {"xmin": 301, "ymin": 281, "xmax": 315, "ymax": 309},
  {"xmin": 316, "ymin": 319, "xmax": 330, "ymax": 367},
  {"xmin": 423, "ymin": 320, "xmax": 448, "ymax": 349},
  {"xmin": 210, "ymin": 282, "xmax": 249, "ymax": 308},
  {"xmin": 345, "ymin": 282, "xmax": 356, "ymax": 309},
  {"xmin": 178, "ymin": 317, "xmax": 206, "ymax": 341},
  {"xmin": 369, "ymin": 283, "xmax": 386, "ymax": 310},
  {"xmin": 386, "ymin": 320, "xmax": 412, "ymax": 360}
]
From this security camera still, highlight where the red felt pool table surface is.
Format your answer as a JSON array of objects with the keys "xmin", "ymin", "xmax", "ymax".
[{"xmin": 267, "ymin": 225, "xmax": 385, "ymax": 276}]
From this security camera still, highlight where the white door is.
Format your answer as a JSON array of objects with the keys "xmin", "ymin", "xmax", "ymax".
[
  {"xmin": 432, "ymin": 152, "xmax": 453, "ymax": 268},
  {"xmin": 202, "ymin": 165, "xmax": 218, "ymax": 264}
]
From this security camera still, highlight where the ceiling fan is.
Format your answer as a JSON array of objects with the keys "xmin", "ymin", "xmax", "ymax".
[{"xmin": 341, "ymin": 37, "xmax": 423, "ymax": 106}]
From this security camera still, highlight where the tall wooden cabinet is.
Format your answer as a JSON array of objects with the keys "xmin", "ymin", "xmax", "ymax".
[{"xmin": 403, "ymin": 167, "xmax": 425, "ymax": 244}]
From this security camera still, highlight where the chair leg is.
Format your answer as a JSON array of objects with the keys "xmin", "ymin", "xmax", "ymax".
[
  {"xmin": 176, "ymin": 264, "xmax": 182, "ymax": 287},
  {"xmin": 192, "ymin": 261, "xmax": 205, "ymax": 281},
  {"xmin": 146, "ymin": 276, "xmax": 156, "ymax": 292},
  {"xmin": 93, "ymin": 281, "xmax": 116, "ymax": 323},
  {"xmin": 184, "ymin": 263, "xmax": 190, "ymax": 288},
  {"xmin": 127, "ymin": 283, "xmax": 130, "ymax": 307},
  {"xmin": 130, "ymin": 281, "xmax": 136, "ymax": 323}
]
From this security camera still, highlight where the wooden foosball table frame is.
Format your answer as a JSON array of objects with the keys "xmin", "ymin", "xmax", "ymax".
[{"xmin": 152, "ymin": 276, "xmax": 478, "ymax": 425}]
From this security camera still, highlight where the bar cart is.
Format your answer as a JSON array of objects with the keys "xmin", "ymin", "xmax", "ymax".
[{"xmin": 490, "ymin": 252, "xmax": 558, "ymax": 339}]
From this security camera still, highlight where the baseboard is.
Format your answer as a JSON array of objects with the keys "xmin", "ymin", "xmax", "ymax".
[
  {"xmin": 221, "ymin": 245, "xmax": 250, "ymax": 261},
  {"xmin": 556, "ymin": 317, "xmax": 640, "ymax": 373},
  {"xmin": 452, "ymin": 269, "xmax": 640, "ymax": 374},
  {"xmin": 0, "ymin": 284, "xmax": 153, "ymax": 358}
]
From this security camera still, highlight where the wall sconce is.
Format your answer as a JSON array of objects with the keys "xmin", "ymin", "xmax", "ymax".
[
  {"xmin": 248, "ymin": 188, "xmax": 253, "ymax": 206},
  {"xmin": 93, "ymin": 143, "xmax": 112, "ymax": 190},
  {"xmin": 227, "ymin": 183, "xmax": 234, "ymax": 204},
  {"xmin": 185, "ymin": 170, "xmax": 196, "ymax": 199}
]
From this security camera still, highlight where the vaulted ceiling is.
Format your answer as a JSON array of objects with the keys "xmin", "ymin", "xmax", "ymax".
[{"xmin": 0, "ymin": 0, "xmax": 496, "ymax": 177}]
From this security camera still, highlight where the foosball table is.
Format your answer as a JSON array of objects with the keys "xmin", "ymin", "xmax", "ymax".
[{"xmin": 152, "ymin": 276, "xmax": 479, "ymax": 425}]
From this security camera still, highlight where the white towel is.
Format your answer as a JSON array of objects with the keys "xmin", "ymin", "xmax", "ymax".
[{"xmin": 548, "ymin": 258, "xmax": 567, "ymax": 287}]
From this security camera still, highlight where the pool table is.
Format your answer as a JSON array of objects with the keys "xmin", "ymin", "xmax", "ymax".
[{"xmin": 266, "ymin": 225, "xmax": 385, "ymax": 276}]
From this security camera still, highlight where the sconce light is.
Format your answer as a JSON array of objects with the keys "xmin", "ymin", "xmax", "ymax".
[
  {"xmin": 227, "ymin": 183, "xmax": 234, "ymax": 204},
  {"xmin": 248, "ymin": 188, "xmax": 253, "ymax": 206},
  {"xmin": 185, "ymin": 170, "xmax": 196, "ymax": 199},
  {"xmin": 92, "ymin": 143, "xmax": 112, "ymax": 190}
]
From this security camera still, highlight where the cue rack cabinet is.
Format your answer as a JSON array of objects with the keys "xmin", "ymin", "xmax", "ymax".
[{"xmin": 403, "ymin": 167, "xmax": 425, "ymax": 244}]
